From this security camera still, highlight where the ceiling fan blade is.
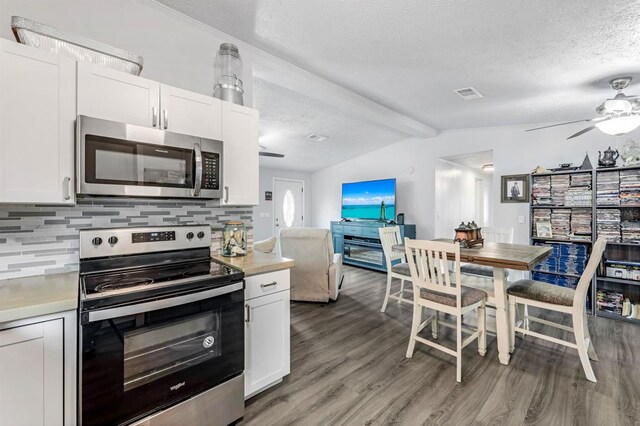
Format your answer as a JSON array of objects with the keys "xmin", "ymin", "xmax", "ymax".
[
  {"xmin": 526, "ymin": 119, "xmax": 595, "ymax": 132},
  {"xmin": 259, "ymin": 151, "xmax": 285, "ymax": 158},
  {"xmin": 567, "ymin": 125, "xmax": 596, "ymax": 140}
]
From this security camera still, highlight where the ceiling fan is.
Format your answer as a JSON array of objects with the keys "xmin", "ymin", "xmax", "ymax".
[
  {"xmin": 526, "ymin": 77, "xmax": 640, "ymax": 139},
  {"xmin": 259, "ymin": 145, "xmax": 285, "ymax": 158}
]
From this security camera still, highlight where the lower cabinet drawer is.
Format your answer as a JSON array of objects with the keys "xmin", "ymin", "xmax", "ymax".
[
  {"xmin": 245, "ymin": 269, "xmax": 290, "ymax": 300},
  {"xmin": 361, "ymin": 227, "xmax": 380, "ymax": 238}
]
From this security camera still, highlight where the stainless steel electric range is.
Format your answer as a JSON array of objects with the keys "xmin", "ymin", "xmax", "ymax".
[{"xmin": 78, "ymin": 225, "xmax": 245, "ymax": 426}]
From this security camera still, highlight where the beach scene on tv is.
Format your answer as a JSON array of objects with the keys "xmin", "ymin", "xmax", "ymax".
[{"xmin": 341, "ymin": 179, "xmax": 396, "ymax": 221}]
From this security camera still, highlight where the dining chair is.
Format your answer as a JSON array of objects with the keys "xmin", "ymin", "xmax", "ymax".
[
  {"xmin": 379, "ymin": 226, "xmax": 413, "ymax": 312},
  {"xmin": 460, "ymin": 226, "xmax": 513, "ymax": 279},
  {"xmin": 405, "ymin": 238, "xmax": 487, "ymax": 382},
  {"xmin": 507, "ymin": 237, "xmax": 606, "ymax": 382}
]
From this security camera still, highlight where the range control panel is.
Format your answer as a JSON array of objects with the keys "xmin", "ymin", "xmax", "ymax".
[
  {"xmin": 202, "ymin": 152, "xmax": 219, "ymax": 190},
  {"xmin": 79, "ymin": 225, "xmax": 212, "ymax": 259},
  {"xmin": 132, "ymin": 231, "xmax": 176, "ymax": 244}
]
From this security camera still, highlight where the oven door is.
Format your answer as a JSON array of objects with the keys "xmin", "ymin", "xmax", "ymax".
[
  {"xmin": 77, "ymin": 115, "xmax": 222, "ymax": 199},
  {"xmin": 79, "ymin": 282, "xmax": 244, "ymax": 426}
]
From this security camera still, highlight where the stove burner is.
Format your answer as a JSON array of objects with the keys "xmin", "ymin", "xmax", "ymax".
[{"xmin": 94, "ymin": 278, "xmax": 154, "ymax": 293}]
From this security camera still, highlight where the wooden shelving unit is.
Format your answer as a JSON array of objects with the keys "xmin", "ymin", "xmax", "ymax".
[
  {"xmin": 594, "ymin": 164, "xmax": 640, "ymax": 324},
  {"xmin": 529, "ymin": 169, "xmax": 596, "ymax": 313}
]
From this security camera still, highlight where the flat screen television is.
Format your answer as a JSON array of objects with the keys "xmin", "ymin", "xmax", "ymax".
[{"xmin": 341, "ymin": 178, "xmax": 396, "ymax": 221}]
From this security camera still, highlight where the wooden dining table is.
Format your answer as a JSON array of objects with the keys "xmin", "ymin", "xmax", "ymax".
[{"xmin": 392, "ymin": 239, "xmax": 551, "ymax": 365}]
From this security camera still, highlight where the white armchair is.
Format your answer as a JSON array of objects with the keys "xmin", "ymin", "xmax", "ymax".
[{"xmin": 279, "ymin": 228, "xmax": 344, "ymax": 302}]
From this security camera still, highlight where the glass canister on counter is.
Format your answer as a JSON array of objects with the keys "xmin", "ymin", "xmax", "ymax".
[
  {"xmin": 213, "ymin": 43, "xmax": 244, "ymax": 105},
  {"xmin": 222, "ymin": 221, "xmax": 247, "ymax": 257}
]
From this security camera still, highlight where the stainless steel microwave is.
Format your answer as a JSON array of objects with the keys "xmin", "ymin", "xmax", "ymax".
[{"xmin": 76, "ymin": 115, "xmax": 222, "ymax": 199}]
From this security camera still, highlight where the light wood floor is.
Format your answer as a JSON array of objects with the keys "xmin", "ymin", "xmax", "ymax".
[{"xmin": 240, "ymin": 266, "xmax": 640, "ymax": 426}]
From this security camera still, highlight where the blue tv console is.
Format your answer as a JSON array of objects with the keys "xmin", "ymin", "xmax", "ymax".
[{"xmin": 330, "ymin": 221, "xmax": 416, "ymax": 272}]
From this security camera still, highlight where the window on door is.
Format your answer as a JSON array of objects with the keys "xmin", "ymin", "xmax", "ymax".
[{"xmin": 274, "ymin": 179, "xmax": 304, "ymax": 236}]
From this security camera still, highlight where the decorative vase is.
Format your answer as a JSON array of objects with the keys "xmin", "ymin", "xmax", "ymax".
[{"xmin": 222, "ymin": 221, "xmax": 247, "ymax": 257}]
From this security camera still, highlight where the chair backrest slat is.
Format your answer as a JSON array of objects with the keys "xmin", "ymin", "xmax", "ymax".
[
  {"xmin": 379, "ymin": 226, "xmax": 405, "ymax": 270},
  {"xmin": 574, "ymin": 237, "xmax": 607, "ymax": 308},
  {"xmin": 405, "ymin": 238, "xmax": 461, "ymax": 300},
  {"xmin": 483, "ymin": 227, "xmax": 514, "ymax": 244}
]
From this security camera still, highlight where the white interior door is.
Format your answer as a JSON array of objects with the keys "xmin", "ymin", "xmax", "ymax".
[{"xmin": 273, "ymin": 179, "xmax": 304, "ymax": 236}]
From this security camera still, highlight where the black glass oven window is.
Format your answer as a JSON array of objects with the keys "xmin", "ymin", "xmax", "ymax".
[
  {"xmin": 123, "ymin": 311, "xmax": 221, "ymax": 391},
  {"xmin": 85, "ymin": 134, "xmax": 194, "ymax": 188}
]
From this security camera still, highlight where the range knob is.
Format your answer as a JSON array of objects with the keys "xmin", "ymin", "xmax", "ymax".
[
  {"xmin": 91, "ymin": 237, "xmax": 103, "ymax": 246},
  {"xmin": 108, "ymin": 236, "xmax": 118, "ymax": 245},
  {"xmin": 186, "ymin": 232, "xmax": 194, "ymax": 240},
  {"xmin": 197, "ymin": 231, "xmax": 206, "ymax": 239}
]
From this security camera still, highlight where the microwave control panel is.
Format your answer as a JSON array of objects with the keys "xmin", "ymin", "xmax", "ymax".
[{"xmin": 202, "ymin": 152, "xmax": 219, "ymax": 190}]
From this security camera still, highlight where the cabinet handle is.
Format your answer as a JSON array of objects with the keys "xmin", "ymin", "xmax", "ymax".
[
  {"xmin": 260, "ymin": 281, "xmax": 277, "ymax": 289},
  {"xmin": 163, "ymin": 109, "xmax": 168, "ymax": 129},
  {"xmin": 245, "ymin": 304, "xmax": 251, "ymax": 323},
  {"xmin": 63, "ymin": 176, "xmax": 72, "ymax": 200},
  {"xmin": 152, "ymin": 107, "xmax": 158, "ymax": 127},
  {"xmin": 224, "ymin": 186, "xmax": 229, "ymax": 203}
]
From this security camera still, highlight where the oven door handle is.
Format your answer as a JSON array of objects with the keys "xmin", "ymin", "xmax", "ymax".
[
  {"xmin": 86, "ymin": 282, "xmax": 243, "ymax": 323},
  {"xmin": 193, "ymin": 143, "xmax": 203, "ymax": 197}
]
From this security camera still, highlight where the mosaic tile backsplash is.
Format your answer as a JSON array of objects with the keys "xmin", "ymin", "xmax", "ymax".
[{"xmin": 0, "ymin": 198, "xmax": 253, "ymax": 280}]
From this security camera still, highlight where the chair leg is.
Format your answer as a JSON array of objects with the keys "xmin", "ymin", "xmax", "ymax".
[
  {"xmin": 432, "ymin": 311, "xmax": 439, "ymax": 339},
  {"xmin": 478, "ymin": 303, "xmax": 486, "ymax": 357},
  {"xmin": 517, "ymin": 304, "xmax": 527, "ymax": 337},
  {"xmin": 406, "ymin": 303, "xmax": 421, "ymax": 358},
  {"xmin": 456, "ymin": 313, "xmax": 463, "ymax": 382},
  {"xmin": 583, "ymin": 310, "xmax": 599, "ymax": 362},
  {"xmin": 509, "ymin": 299, "xmax": 516, "ymax": 353},
  {"xmin": 398, "ymin": 279, "xmax": 405, "ymax": 303},
  {"xmin": 573, "ymin": 310, "xmax": 597, "ymax": 382},
  {"xmin": 381, "ymin": 274, "xmax": 392, "ymax": 312}
]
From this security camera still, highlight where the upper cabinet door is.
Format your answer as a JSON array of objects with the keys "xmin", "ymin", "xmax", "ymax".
[
  {"xmin": 221, "ymin": 102, "xmax": 259, "ymax": 206},
  {"xmin": 160, "ymin": 84, "xmax": 222, "ymax": 140},
  {"xmin": 0, "ymin": 41, "xmax": 75, "ymax": 204},
  {"xmin": 77, "ymin": 62, "xmax": 160, "ymax": 127}
]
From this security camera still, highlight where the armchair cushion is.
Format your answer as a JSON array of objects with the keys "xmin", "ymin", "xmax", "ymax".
[
  {"xmin": 253, "ymin": 237, "xmax": 277, "ymax": 253},
  {"xmin": 280, "ymin": 228, "xmax": 340, "ymax": 302}
]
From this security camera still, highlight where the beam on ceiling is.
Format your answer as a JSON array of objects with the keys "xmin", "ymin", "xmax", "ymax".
[{"xmin": 140, "ymin": 0, "xmax": 438, "ymax": 138}]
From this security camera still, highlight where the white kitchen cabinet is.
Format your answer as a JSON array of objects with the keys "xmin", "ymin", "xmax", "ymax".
[
  {"xmin": 0, "ymin": 311, "xmax": 76, "ymax": 426},
  {"xmin": 159, "ymin": 84, "xmax": 222, "ymax": 139},
  {"xmin": 0, "ymin": 40, "xmax": 75, "ymax": 204},
  {"xmin": 77, "ymin": 63, "xmax": 222, "ymax": 140},
  {"xmin": 77, "ymin": 62, "xmax": 160, "ymax": 128},
  {"xmin": 221, "ymin": 102, "xmax": 259, "ymax": 206},
  {"xmin": 244, "ymin": 270, "xmax": 291, "ymax": 398}
]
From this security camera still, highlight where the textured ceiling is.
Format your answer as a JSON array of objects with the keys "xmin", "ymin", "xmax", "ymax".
[
  {"xmin": 157, "ymin": 0, "xmax": 640, "ymax": 131},
  {"xmin": 254, "ymin": 78, "xmax": 409, "ymax": 172}
]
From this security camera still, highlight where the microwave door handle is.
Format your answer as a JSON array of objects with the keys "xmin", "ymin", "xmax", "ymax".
[{"xmin": 193, "ymin": 143, "xmax": 203, "ymax": 196}]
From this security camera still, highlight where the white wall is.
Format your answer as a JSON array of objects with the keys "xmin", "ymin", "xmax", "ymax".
[
  {"xmin": 253, "ymin": 167, "xmax": 312, "ymax": 241},
  {"xmin": 434, "ymin": 159, "xmax": 489, "ymax": 238},
  {"xmin": 0, "ymin": 0, "xmax": 254, "ymax": 106},
  {"xmin": 311, "ymin": 122, "xmax": 637, "ymax": 244}
]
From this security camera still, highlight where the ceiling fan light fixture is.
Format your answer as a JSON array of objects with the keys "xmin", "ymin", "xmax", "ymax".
[{"xmin": 595, "ymin": 115, "xmax": 640, "ymax": 136}]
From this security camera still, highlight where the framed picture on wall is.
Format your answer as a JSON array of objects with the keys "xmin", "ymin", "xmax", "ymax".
[{"xmin": 501, "ymin": 174, "xmax": 530, "ymax": 203}]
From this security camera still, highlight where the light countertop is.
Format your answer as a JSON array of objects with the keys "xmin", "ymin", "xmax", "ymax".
[
  {"xmin": 0, "ymin": 272, "xmax": 79, "ymax": 324},
  {"xmin": 212, "ymin": 251, "xmax": 294, "ymax": 277}
]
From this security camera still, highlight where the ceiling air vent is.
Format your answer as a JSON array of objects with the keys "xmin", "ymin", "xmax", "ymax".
[
  {"xmin": 305, "ymin": 134, "xmax": 328, "ymax": 142},
  {"xmin": 454, "ymin": 87, "xmax": 484, "ymax": 100}
]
